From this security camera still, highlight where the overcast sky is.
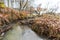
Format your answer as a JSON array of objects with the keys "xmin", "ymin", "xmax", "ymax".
[
  {"xmin": 4, "ymin": 0, "xmax": 60, "ymax": 13},
  {"xmin": 33, "ymin": 0, "xmax": 60, "ymax": 13}
]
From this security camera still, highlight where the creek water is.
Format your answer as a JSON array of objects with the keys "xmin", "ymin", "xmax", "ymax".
[{"xmin": 2, "ymin": 24, "xmax": 46, "ymax": 40}]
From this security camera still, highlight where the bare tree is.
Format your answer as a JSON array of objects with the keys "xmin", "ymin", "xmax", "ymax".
[
  {"xmin": 19, "ymin": 0, "xmax": 34, "ymax": 11},
  {"xmin": 45, "ymin": 2, "xmax": 59, "ymax": 14},
  {"xmin": 34, "ymin": 4, "xmax": 43, "ymax": 15}
]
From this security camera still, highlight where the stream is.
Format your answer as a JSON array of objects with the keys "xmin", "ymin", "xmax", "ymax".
[{"xmin": 2, "ymin": 24, "xmax": 46, "ymax": 40}]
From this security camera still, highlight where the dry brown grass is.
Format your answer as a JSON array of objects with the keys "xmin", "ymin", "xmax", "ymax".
[{"xmin": 30, "ymin": 13, "xmax": 60, "ymax": 40}]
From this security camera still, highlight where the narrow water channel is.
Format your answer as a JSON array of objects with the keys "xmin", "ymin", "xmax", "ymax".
[{"xmin": 2, "ymin": 24, "xmax": 46, "ymax": 40}]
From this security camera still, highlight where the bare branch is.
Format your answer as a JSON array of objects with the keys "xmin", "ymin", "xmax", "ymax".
[{"xmin": 23, "ymin": 0, "xmax": 28, "ymax": 10}]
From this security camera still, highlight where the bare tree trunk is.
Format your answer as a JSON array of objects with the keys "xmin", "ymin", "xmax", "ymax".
[
  {"xmin": 20, "ymin": 0, "xmax": 23, "ymax": 10},
  {"xmin": 20, "ymin": 0, "xmax": 31, "ymax": 11},
  {"xmin": 8, "ymin": 0, "xmax": 9, "ymax": 7},
  {"xmin": 22, "ymin": 0, "xmax": 28, "ymax": 10}
]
